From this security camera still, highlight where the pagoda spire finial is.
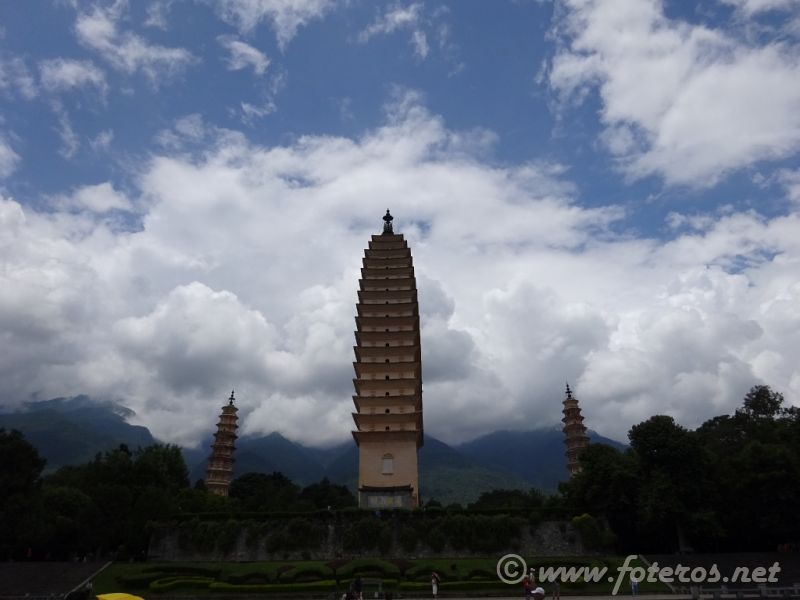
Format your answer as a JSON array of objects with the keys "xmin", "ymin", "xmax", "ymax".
[
  {"xmin": 229, "ymin": 389, "xmax": 235, "ymax": 405},
  {"xmin": 565, "ymin": 382, "xmax": 572, "ymax": 399},
  {"xmin": 382, "ymin": 209, "xmax": 394, "ymax": 235}
]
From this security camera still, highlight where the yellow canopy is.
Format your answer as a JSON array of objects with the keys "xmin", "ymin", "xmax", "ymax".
[{"xmin": 97, "ymin": 594, "xmax": 145, "ymax": 600}]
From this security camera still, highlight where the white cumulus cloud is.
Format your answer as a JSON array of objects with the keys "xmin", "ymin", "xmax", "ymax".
[
  {"xmin": 358, "ymin": 2, "xmax": 429, "ymax": 59},
  {"xmin": 548, "ymin": 0, "xmax": 800, "ymax": 187},
  {"xmin": 213, "ymin": 0, "xmax": 335, "ymax": 50},
  {"xmin": 39, "ymin": 58, "xmax": 107, "ymax": 95},
  {"xmin": 75, "ymin": 2, "xmax": 196, "ymax": 83},
  {"xmin": 0, "ymin": 94, "xmax": 798, "ymax": 449},
  {"xmin": 218, "ymin": 35, "xmax": 270, "ymax": 75},
  {"xmin": 0, "ymin": 137, "xmax": 20, "ymax": 178}
]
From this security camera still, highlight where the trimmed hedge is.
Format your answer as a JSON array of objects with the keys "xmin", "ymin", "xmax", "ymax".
[
  {"xmin": 223, "ymin": 571, "xmax": 273, "ymax": 585},
  {"xmin": 466, "ymin": 569, "xmax": 495, "ymax": 580},
  {"xmin": 142, "ymin": 564, "xmax": 222, "ymax": 577},
  {"xmin": 149, "ymin": 576, "xmax": 214, "ymax": 592},
  {"xmin": 283, "ymin": 565, "xmax": 335, "ymax": 583},
  {"xmin": 399, "ymin": 580, "xmax": 507, "ymax": 591},
  {"xmin": 209, "ymin": 579, "xmax": 337, "ymax": 593},
  {"xmin": 116, "ymin": 573, "xmax": 163, "ymax": 587},
  {"xmin": 406, "ymin": 563, "xmax": 445, "ymax": 581},
  {"xmin": 337, "ymin": 559, "xmax": 400, "ymax": 579}
]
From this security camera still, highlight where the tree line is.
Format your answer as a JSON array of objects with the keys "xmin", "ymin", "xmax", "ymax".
[
  {"xmin": 0, "ymin": 438, "xmax": 356, "ymax": 560},
  {"xmin": 560, "ymin": 385, "xmax": 800, "ymax": 552},
  {"xmin": 1, "ymin": 384, "xmax": 797, "ymax": 559}
]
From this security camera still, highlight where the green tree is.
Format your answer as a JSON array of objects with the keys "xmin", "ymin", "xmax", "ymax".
[
  {"xmin": 229, "ymin": 472, "xmax": 300, "ymax": 511},
  {"xmin": 740, "ymin": 385, "xmax": 784, "ymax": 419},
  {"xmin": 629, "ymin": 416, "xmax": 714, "ymax": 551},
  {"xmin": 560, "ymin": 443, "xmax": 638, "ymax": 551},
  {"xmin": 468, "ymin": 488, "xmax": 545, "ymax": 510},
  {"xmin": 697, "ymin": 386, "xmax": 800, "ymax": 549},
  {"xmin": 43, "ymin": 443, "xmax": 193, "ymax": 558},
  {"xmin": 0, "ymin": 429, "xmax": 46, "ymax": 558},
  {"xmin": 299, "ymin": 477, "xmax": 356, "ymax": 509}
]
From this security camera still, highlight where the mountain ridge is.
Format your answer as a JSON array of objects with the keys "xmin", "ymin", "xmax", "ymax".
[{"xmin": 1, "ymin": 396, "xmax": 626, "ymax": 504}]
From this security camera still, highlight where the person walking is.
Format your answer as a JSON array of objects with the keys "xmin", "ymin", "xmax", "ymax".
[
  {"xmin": 523, "ymin": 574, "xmax": 532, "ymax": 599},
  {"xmin": 431, "ymin": 572, "xmax": 440, "ymax": 600}
]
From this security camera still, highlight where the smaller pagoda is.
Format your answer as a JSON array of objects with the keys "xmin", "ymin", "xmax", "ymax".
[
  {"xmin": 205, "ymin": 390, "xmax": 239, "ymax": 496},
  {"xmin": 562, "ymin": 383, "xmax": 589, "ymax": 477}
]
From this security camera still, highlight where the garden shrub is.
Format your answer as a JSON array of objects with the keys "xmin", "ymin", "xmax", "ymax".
[
  {"xmin": 116, "ymin": 573, "xmax": 163, "ymax": 587},
  {"xmin": 224, "ymin": 571, "xmax": 272, "ymax": 585},
  {"xmin": 397, "ymin": 526, "xmax": 417, "ymax": 553},
  {"xmin": 288, "ymin": 565, "xmax": 334, "ymax": 583},
  {"xmin": 274, "ymin": 564, "xmax": 295, "ymax": 582},
  {"xmin": 406, "ymin": 564, "xmax": 442, "ymax": 582},
  {"xmin": 441, "ymin": 515, "xmax": 472, "ymax": 550},
  {"xmin": 149, "ymin": 576, "xmax": 214, "ymax": 592},
  {"xmin": 423, "ymin": 526, "xmax": 446, "ymax": 553},
  {"xmin": 400, "ymin": 580, "xmax": 506, "ymax": 592},
  {"xmin": 141, "ymin": 564, "xmax": 222, "ymax": 577},
  {"xmin": 571, "ymin": 514, "xmax": 615, "ymax": 550},
  {"xmin": 390, "ymin": 559, "xmax": 414, "ymax": 576},
  {"xmin": 217, "ymin": 519, "xmax": 242, "ymax": 554},
  {"xmin": 342, "ymin": 518, "xmax": 391, "ymax": 553},
  {"xmin": 287, "ymin": 516, "xmax": 325, "ymax": 549},
  {"xmin": 338, "ymin": 558, "xmax": 400, "ymax": 579},
  {"xmin": 467, "ymin": 569, "xmax": 495, "ymax": 580},
  {"xmin": 209, "ymin": 580, "xmax": 337, "ymax": 593}
]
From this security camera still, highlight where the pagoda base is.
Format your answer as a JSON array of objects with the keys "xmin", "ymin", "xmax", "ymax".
[{"xmin": 359, "ymin": 485, "xmax": 415, "ymax": 509}]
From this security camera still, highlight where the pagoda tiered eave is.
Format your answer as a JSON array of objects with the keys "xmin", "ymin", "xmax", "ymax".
[
  {"xmin": 353, "ymin": 361, "xmax": 421, "ymax": 378},
  {"xmin": 354, "ymin": 346, "xmax": 420, "ymax": 361},
  {"xmin": 352, "ymin": 429, "xmax": 422, "ymax": 447},
  {"xmin": 353, "ymin": 394, "xmax": 422, "ymax": 412},
  {"xmin": 357, "ymin": 302, "xmax": 418, "ymax": 317},
  {"xmin": 355, "ymin": 330, "xmax": 419, "ymax": 346},
  {"xmin": 358, "ymin": 289, "xmax": 417, "ymax": 303},
  {"xmin": 352, "ymin": 411, "xmax": 423, "ymax": 428},
  {"xmin": 359, "ymin": 278, "xmax": 417, "ymax": 291}
]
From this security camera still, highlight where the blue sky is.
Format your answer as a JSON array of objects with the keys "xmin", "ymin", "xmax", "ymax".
[{"xmin": 1, "ymin": 0, "xmax": 799, "ymax": 448}]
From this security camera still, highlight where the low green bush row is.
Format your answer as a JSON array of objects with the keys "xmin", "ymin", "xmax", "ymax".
[
  {"xmin": 116, "ymin": 573, "xmax": 163, "ymax": 587},
  {"xmin": 150, "ymin": 576, "xmax": 215, "ymax": 592},
  {"xmin": 398, "ymin": 580, "xmax": 508, "ymax": 591},
  {"xmin": 142, "ymin": 564, "xmax": 222, "ymax": 577},
  {"xmin": 209, "ymin": 579, "xmax": 337, "ymax": 593},
  {"xmin": 337, "ymin": 558, "xmax": 401, "ymax": 578}
]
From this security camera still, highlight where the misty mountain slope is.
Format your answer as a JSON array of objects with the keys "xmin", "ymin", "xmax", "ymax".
[
  {"xmin": 322, "ymin": 435, "xmax": 533, "ymax": 505},
  {"xmin": 457, "ymin": 428, "xmax": 626, "ymax": 491},
  {"xmin": 187, "ymin": 432, "xmax": 327, "ymax": 486},
  {"xmin": 3, "ymin": 395, "xmax": 624, "ymax": 504},
  {"xmin": 0, "ymin": 396, "xmax": 154, "ymax": 471}
]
